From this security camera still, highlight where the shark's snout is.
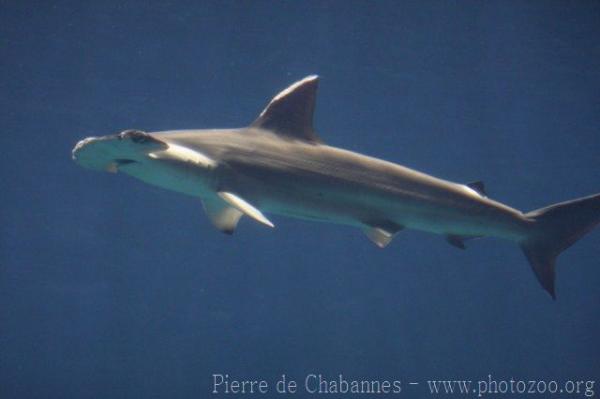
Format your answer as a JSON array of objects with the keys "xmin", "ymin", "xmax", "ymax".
[
  {"xmin": 72, "ymin": 135, "xmax": 118, "ymax": 172},
  {"xmin": 72, "ymin": 130, "xmax": 167, "ymax": 172},
  {"xmin": 72, "ymin": 136, "xmax": 97, "ymax": 160}
]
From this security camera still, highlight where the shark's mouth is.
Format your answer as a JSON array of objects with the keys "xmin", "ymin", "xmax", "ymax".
[
  {"xmin": 114, "ymin": 159, "xmax": 137, "ymax": 165},
  {"xmin": 104, "ymin": 158, "xmax": 138, "ymax": 173}
]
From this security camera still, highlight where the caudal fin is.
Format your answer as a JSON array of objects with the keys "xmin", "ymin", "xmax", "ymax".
[{"xmin": 521, "ymin": 193, "xmax": 600, "ymax": 299}]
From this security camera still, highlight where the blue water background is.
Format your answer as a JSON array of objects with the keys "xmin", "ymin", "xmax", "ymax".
[{"xmin": 1, "ymin": 1, "xmax": 599, "ymax": 398}]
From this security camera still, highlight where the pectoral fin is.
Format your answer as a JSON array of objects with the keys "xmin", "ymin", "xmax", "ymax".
[
  {"xmin": 218, "ymin": 192, "xmax": 274, "ymax": 228},
  {"xmin": 446, "ymin": 235, "xmax": 467, "ymax": 249},
  {"xmin": 202, "ymin": 198, "xmax": 244, "ymax": 234}
]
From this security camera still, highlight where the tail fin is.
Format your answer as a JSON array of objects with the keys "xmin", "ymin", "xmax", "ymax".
[{"xmin": 521, "ymin": 193, "xmax": 600, "ymax": 299}]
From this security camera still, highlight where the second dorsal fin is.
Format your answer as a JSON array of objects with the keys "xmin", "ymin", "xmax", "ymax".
[
  {"xmin": 251, "ymin": 75, "xmax": 322, "ymax": 143},
  {"xmin": 466, "ymin": 181, "xmax": 487, "ymax": 197}
]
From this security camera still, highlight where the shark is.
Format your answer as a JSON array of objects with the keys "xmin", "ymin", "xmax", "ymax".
[{"xmin": 72, "ymin": 75, "xmax": 599, "ymax": 299}]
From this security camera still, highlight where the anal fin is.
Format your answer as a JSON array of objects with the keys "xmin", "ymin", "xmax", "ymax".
[
  {"xmin": 446, "ymin": 234, "xmax": 481, "ymax": 250},
  {"xmin": 446, "ymin": 235, "xmax": 467, "ymax": 250}
]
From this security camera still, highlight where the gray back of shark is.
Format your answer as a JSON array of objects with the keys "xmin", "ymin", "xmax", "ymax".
[{"xmin": 72, "ymin": 75, "xmax": 600, "ymax": 299}]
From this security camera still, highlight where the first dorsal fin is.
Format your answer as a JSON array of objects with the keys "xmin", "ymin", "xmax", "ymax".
[{"xmin": 251, "ymin": 75, "xmax": 322, "ymax": 143}]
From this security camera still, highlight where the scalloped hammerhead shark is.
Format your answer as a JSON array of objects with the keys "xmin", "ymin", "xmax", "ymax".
[{"xmin": 73, "ymin": 75, "xmax": 599, "ymax": 299}]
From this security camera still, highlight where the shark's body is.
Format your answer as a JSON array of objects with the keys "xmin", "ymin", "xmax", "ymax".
[{"xmin": 73, "ymin": 75, "xmax": 599, "ymax": 298}]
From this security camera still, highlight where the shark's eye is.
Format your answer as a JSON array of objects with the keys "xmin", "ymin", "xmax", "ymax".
[
  {"xmin": 119, "ymin": 129, "xmax": 148, "ymax": 143},
  {"xmin": 130, "ymin": 133, "xmax": 148, "ymax": 143}
]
